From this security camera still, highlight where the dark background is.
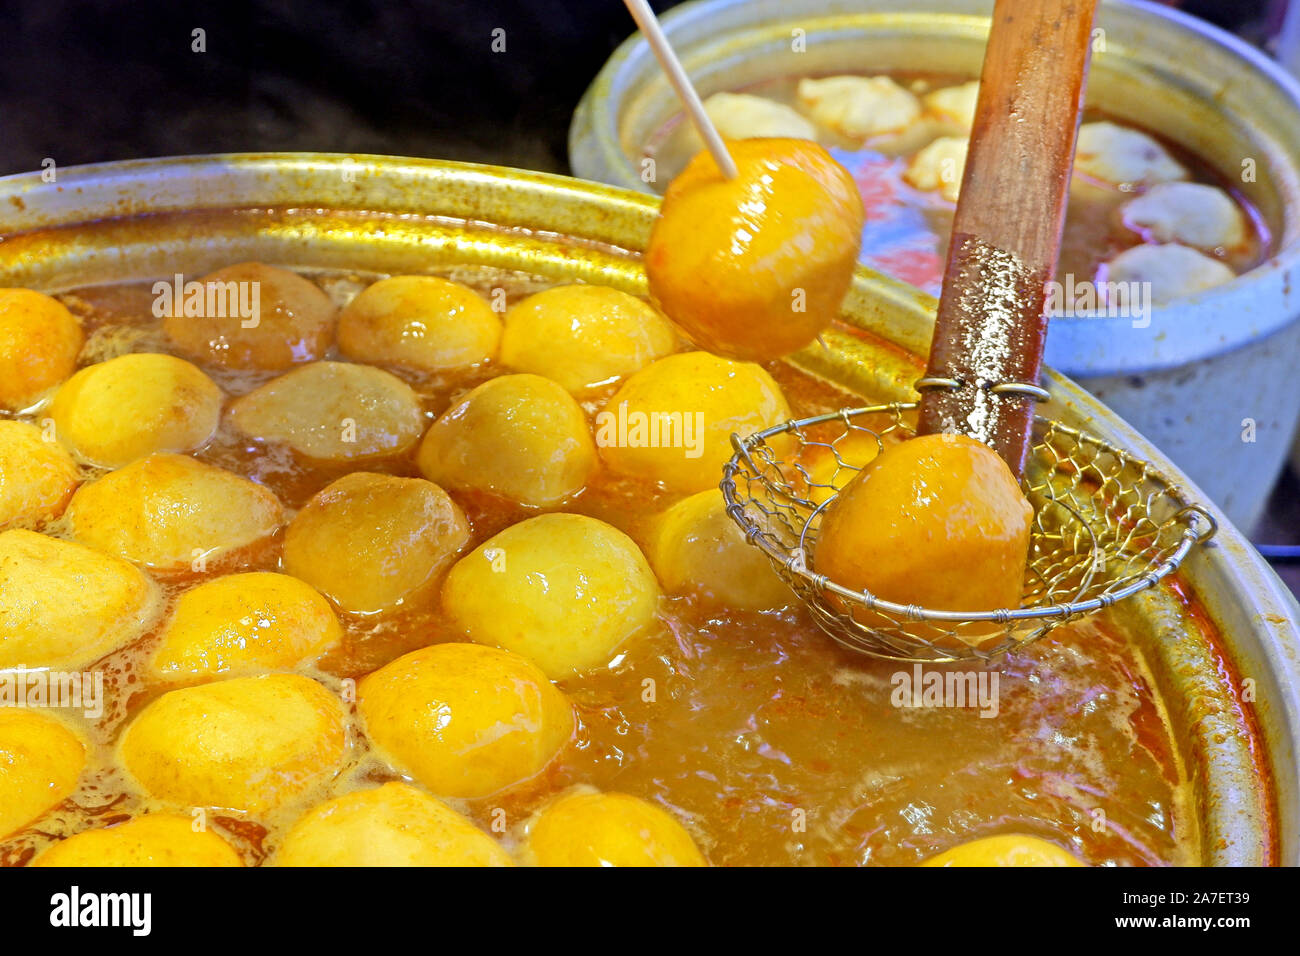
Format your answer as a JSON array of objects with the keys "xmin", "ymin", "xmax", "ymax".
[{"xmin": 0, "ymin": 0, "xmax": 1278, "ymax": 178}]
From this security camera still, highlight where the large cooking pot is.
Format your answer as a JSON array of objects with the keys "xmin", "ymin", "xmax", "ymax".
[
  {"xmin": 1, "ymin": 154, "xmax": 1297, "ymax": 864},
  {"xmin": 569, "ymin": 0, "xmax": 1300, "ymax": 535}
]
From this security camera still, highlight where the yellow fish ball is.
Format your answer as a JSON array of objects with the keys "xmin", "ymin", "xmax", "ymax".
[
  {"xmin": 920, "ymin": 834, "xmax": 1086, "ymax": 867},
  {"xmin": 416, "ymin": 373, "xmax": 596, "ymax": 507},
  {"xmin": 0, "ymin": 530, "xmax": 159, "ymax": 670},
  {"xmin": 358, "ymin": 643, "xmax": 573, "ymax": 799},
  {"xmin": 228, "ymin": 361, "xmax": 425, "ymax": 462},
  {"xmin": 151, "ymin": 572, "xmax": 343, "ymax": 680},
  {"xmin": 645, "ymin": 139, "xmax": 863, "ymax": 362},
  {"xmin": 523, "ymin": 789, "xmax": 707, "ymax": 867},
  {"xmin": 32, "ymin": 814, "xmax": 244, "ymax": 867},
  {"xmin": 0, "ymin": 288, "xmax": 84, "ymax": 411},
  {"xmin": 65, "ymin": 453, "xmax": 283, "ymax": 571},
  {"xmin": 500, "ymin": 284, "xmax": 677, "ymax": 392},
  {"xmin": 597, "ymin": 351, "xmax": 792, "ymax": 495},
  {"xmin": 274, "ymin": 782, "xmax": 513, "ymax": 867},
  {"xmin": 162, "ymin": 262, "xmax": 336, "ymax": 371},
  {"xmin": 442, "ymin": 513, "xmax": 660, "ymax": 679},
  {"xmin": 49, "ymin": 352, "xmax": 223, "ymax": 468},
  {"xmin": 120, "ymin": 673, "xmax": 347, "ymax": 814},
  {"xmin": 645, "ymin": 489, "xmax": 791, "ymax": 611},
  {"xmin": 0, "ymin": 710, "xmax": 85, "ymax": 839},
  {"xmin": 0, "ymin": 420, "xmax": 80, "ymax": 531},
  {"xmin": 283, "ymin": 472, "xmax": 469, "ymax": 615},
  {"xmin": 338, "ymin": 275, "xmax": 501, "ymax": 372}
]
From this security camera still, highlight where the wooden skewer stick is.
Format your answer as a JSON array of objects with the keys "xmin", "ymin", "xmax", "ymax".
[
  {"xmin": 622, "ymin": 0, "xmax": 738, "ymax": 179},
  {"xmin": 917, "ymin": 0, "xmax": 1099, "ymax": 478}
]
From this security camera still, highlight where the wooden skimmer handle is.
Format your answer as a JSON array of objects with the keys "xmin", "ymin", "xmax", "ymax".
[{"xmin": 917, "ymin": 0, "xmax": 1100, "ymax": 478}]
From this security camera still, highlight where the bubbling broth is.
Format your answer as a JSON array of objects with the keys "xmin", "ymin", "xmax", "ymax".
[{"xmin": 2, "ymin": 266, "xmax": 1199, "ymax": 866}]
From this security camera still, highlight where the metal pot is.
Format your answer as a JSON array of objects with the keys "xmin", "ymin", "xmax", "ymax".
[
  {"xmin": 569, "ymin": 0, "xmax": 1300, "ymax": 534},
  {"xmin": 1, "ymin": 153, "xmax": 1297, "ymax": 864}
]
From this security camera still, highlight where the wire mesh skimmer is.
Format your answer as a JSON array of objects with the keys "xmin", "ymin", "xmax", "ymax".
[{"xmin": 720, "ymin": 402, "xmax": 1218, "ymax": 663}]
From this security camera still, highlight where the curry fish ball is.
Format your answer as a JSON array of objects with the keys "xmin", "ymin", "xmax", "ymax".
[
  {"xmin": 646, "ymin": 490, "xmax": 791, "ymax": 611},
  {"xmin": 524, "ymin": 789, "xmax": 706, "ymax": 867},
  {"xmin": 163, "ymin": 262, "xmax": 336, "ymax": 371},
  {"xmin": 443, "ymin": 513, "xmax": 660, "ymax": 679},
  {"xmin": 1074, "ymin": 122, "xmax": 1187, "ymax": 188},
  {"xmin": 0, "ymin": 420, "xmax": 80, "ymax": 530},
  {"xmin": 797, "ymin": 76, "xmax": 921, "ymax": 139},
  {"xmin": 904, "ymin": 136, "xmax": 968, "ymax": 203},
  {"xmin": 0, "ymin": 289, "xmax": 84, "ymax": 411},
  {"xmin": 1120, "ymin": 182, "xmax": 1247, "ymax": 251},
  {"xmin": 923, "ymin": 80, "xmax": 980, "ymax": 130},
  {"xmin": 416, "ymin": 373, "xmax": 596, "ymax": 507},
  {"xmin": 228, "ymin": 361, "xmax": 425, "ymax": 462},
  {"xmin": 701, "ymin": 92, "xmax": 817, "ymax": 141},
  {"xmin": 283, "ymin": 473, "xmax": 469, "ymax": 614},
  {"xmin": 815, "ymin": 434, "xmax": 1032, "ymax": 619},
  {"xmin": 598, "ymin": 352, "xmax": 792, "ymax": 494},
  {"xmin": 357, "ymin": 643, "xmax": 573, "ymax": 798},
  {"xmin": 646, "ymin": 139, "xmax": 863, "ymax": 362},
  {"xmin": 338, "ymin": 275, "xmax": 501, "ymax": 373},
  {"xmin": 31, "ymin": 814, "xmax": 244, "ymax": 867},
  {"xmin": 49, "ymin": 353, "xmax": 223, "ymax": 468},
  {"xmin": 66, "ymin": 453, "xmax": 283, "ymax": 571},
  {"xmin": 275, "ymin": 782, "xmax": 513, "ymax": 867},
  {"xmin": 1102, "ymin": 243, "xmax": 1234, "ymax": 305},
  {"xmin": 151, "ymin": 572, "xmax": 343, "ymax": 680},
  {"xmin": 499, "ymin": 285, "xmax": 678, "ymax": 393},
  {"xmin": 795, "ymin": 427, "xmax": 885, "ymax": 506},
  {"xmin": 0, "ymin": 710, "xmax": 85, "ymax": 839},
  {"xmin": 0, "ymin": 530, "xmax": 159, "ymax": 670},
  {"xmin": 120, "ymin": 673, "xmax": 346, "ymax": 814},
  {"xmin": 921, "ymin": 834, "xmax": 1085, "ymax": 867}
]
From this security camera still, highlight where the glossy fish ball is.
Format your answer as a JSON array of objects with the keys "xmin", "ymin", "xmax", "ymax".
[
  {"xmin": 120, "ymin": 673, "xmax": 347, "ymax": 814},
  {"xmin": 416, "ymin": 373, "xmax": 597, "ymax": 507},
  {"xmin": 0, "ymin": 529, "xmax": 159, "ymax": 670},
  {"xmin": 65, "ymin": 453, "xmax": 284, "ymax": 571},
  {"xmin": 1102, "ymin": 243, "xmax": 1235, "ymax": 305},
  {"xmin": 795, "ymin": 427, "xmax": 885, "ymax": 506},
  {"xmin": 921, "ymin": 834, "xmax": 1085, "ymax": 867},
  {"xmin": 441, "ymin": 513, "xmax": 661, "ymax": 679},
  {"xmin": 31, "ymin": 814, "xmax": 244, "ymax": 867},
  {"xmin": 162, "ymin": 262, "xmax": 336, "ymax": 371},
  {"xmin": 904, "ymin": 136, "xmax": 968, "ymax": 203},
  {"xmin": 283, "ymin": 473, "xmax": 469, "ymax": 615},
  {"xmin": 797, "ymin": 76, "xmax": 921, "ymax": 139},
  {"xmin": 357, "ymin": 643, "xmax": 573, "ymax": 798},
  {"xmin": 1120, "ymin": 182, "xmax": 1247, "ymax": 251},
  {"xmin": 0, "ymin": 288, "xmax": 84, "ymax": 411},
  {"xmin": 923, "ymin": 80, "xmax": 980, "ymax": 130},
  {"xmin": 274, "ymin": 782, "xmax": 514, "ymax": 867},
  {"xmin": 0, "ymin": 420, "xmax": 80, "ymax": 530},
  {"xmin": 815, "ymin": 434, "xmax": 1032, "ymax": 623},
  {"xmin": 646, "ymin": 490, "xmax": 791, "ymax": 611},
  {"xmin": 499, "ymin": 285, "xmax": 678, "ymax": 393},
  {"xmin": 701, "ymin": 92, "xmax": 817, "ymax": 141},
  {"xmin": 645, "ymin": 139, "xmax": 864, "ymax": 362},
  {"xmin": 0, "ymin": 710, "xmax": 85, "ymax": 839},
  {"xmin": 523, "ymin": 789, "xmax": 707, "ymax": 867},
  {"xmin": 228, "ymin": 361, "xmax": 425, "ymax": 462},
  {"xmin": 597, "ymin": 351, "xmax": 793, "ymax": 494},
  {"xmin": 337, "ymin": 275, "xmax": 501, "ymax": 372},
  {"xmin": 1074, "ymin": 122, "xmax": 1187, "ymax": 188},
  {"xmin": 151, "ymin": 572, "xmax": 343, "ymax": 680},
  {"xmin": 49, "ymin": 353, "xmax": 223, "ymax": 468}
]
